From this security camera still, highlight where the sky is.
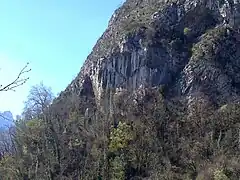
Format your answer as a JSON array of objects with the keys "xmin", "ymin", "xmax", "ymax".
[{"xmin": 0, "ymin": 0, "xmax": 124, "ymax": 118}]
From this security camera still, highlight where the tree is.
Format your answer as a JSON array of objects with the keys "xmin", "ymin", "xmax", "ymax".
[
  {"xmin": 22, "ymin": 82, "xmax": 54, "ymax": 120},
  {"xmin": 0, "ymin": 63, "xmax": 31, "ymax": 123},
  {"xmin": 10, "ymin": 83, "xmax": 56, "ymax": 179},
  {"xmin": 0, "ymin": 63, "xmax": 31, "ymax": 165}
]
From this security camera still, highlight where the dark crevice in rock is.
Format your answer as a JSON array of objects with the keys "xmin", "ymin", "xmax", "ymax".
[{"xmin": 80, "ymin": 75, "xmax": 95, "ymax": 97}]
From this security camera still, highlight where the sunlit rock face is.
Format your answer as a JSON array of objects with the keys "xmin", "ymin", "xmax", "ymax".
[{"xmin": 58, "ymin": 0, "xmax": 240, "ymax": 109}]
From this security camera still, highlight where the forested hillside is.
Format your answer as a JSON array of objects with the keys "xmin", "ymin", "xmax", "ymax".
[{"xmin": 1, "ymin": 0, "xmax": 240, "ymax": 179}]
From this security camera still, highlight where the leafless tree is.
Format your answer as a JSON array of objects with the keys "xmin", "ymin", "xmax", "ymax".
[
  {"xmin": 22, "ymin": 82, "xmax": 54, "ymax": 120},
  {"xmin": 0, "ymin": 63, "xmax": 31, "ymax": 130},
  {"xmin": 0, "ymin": 63, "xmax": 31, "ymax": 92}
]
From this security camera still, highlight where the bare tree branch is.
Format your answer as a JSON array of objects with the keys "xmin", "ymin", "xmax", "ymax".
[
  {"xmin": 0, "ymin": 63, "xmax": 31, "ymax": 92},
  {"xmin": 22, "ymin": 82, "xmax": 54, "ymax": 120}
]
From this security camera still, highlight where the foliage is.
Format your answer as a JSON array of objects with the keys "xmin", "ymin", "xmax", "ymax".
[
  {"xmin": 0, "ymin": 84, "xmax": 240, "ymax": 179},
  {"xmin": 184, "ymin": 27, "xmax": 191, "ymax": 35},
  {"xmin": 0, "ymin": 155, "xmax": 19, "ymax": 179},
  {"xmin": 191, "ymin": 27, "xmax": 227, "ymax": 60},
  {"xmin": 109, "ymin": 121, "xmax": 133, "ymax": 152},
  {"xmin": 109, "ymin": 155, "xmax": 125, "ymax": 180},
  {"xmin": 26, "ymin": 118, "xmax": 43, "ymax": 129},
  {"xmin": 213, "ymin": 169, "xmax": 229, "ymax": 180}
]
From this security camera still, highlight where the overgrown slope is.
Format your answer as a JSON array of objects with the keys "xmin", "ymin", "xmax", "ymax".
[{"xmin": 1, "ymin": 0, "xmax": 240, "ymax": 179}]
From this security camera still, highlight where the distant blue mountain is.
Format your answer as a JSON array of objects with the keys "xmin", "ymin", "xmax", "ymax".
[{"xmin": 0, "ymin": 111, "xmax": 14, "ymax": 129}]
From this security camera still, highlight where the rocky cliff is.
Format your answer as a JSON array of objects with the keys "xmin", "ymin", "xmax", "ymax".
[
  {"xmin": 57, "ymin": 0, "xmax": 240, "ymax": 112},
  {"xmin": 9, "ymin": 1, "xmax": 240, "ymax": 179}
]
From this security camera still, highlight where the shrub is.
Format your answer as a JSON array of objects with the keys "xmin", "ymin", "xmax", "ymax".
[
  {"xmin": 213, "ymin": 169, "xmax": 229, "ymax": 180},
  {"xmin": 184, "ymin": 27, "xmax": 191, "ymax": 35},
  {"xmin": 109, "ymin": 155, "xmax": 125, "ymax": 180},
  {"xmin": 109, "ymin": 121, "xmax": 133, "ymax": 152}
]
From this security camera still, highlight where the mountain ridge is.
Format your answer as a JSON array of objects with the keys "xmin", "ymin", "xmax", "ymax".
[
  {"xmin": 55, "ymin": 0, "xmax": 240, "ymax": 112},
  {"xmin": 0, "ymin": 111, "xmax": 14, "ymax": 128},
  {"xmin": 2, "ymin": 1, "xmax": 240, "ymax": 179}
]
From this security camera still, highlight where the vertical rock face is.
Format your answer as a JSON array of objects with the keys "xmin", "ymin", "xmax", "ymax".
[{"xmin": 59, "ymin": 0, "xmax": 240, "ymax": 108}]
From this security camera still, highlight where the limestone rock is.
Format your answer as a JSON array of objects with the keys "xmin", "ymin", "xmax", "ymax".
[{"xmin": 58, "ymin": 0, "xmax": 240, "ymax": 110}]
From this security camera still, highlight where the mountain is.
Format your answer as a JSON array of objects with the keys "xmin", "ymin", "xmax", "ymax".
[
  {"xmin": 52, "ymin": 0, "xmax": 240, "ymax": 178},
  {"xmin": 0, "ymin": 111, "xmax": 14, "ymax": 129},
  {"xmin": 2, "ymin": 0, "xmax": 240, "ymax": 179},
  {"xmin": 54, "ymin": 0, "xmax": 240, "ymax": 114}
]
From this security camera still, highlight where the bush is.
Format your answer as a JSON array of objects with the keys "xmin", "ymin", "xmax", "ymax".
[
  {"xmin": 109, "ymin": 121, "xmax": 133, "ymax": 152},
  {"xmin": 213, "ymin": 169, "xmax": 229, "ymax": 180},
  {"xmin": 109, "ymin": 155, "xmax": 125, "ymax": 180},
  {"xmin": 184, "ymin": 27, "xmax": 191, "ymax": 35}
]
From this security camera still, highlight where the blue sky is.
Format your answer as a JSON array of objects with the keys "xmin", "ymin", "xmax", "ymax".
[{"xmin": 0, "ymin": 0, "xmax": 124, "ymax": 117}]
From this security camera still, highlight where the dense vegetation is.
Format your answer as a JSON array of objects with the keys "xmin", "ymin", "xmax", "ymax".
[{"xmin": 0, "ymin": 82, "xmax": 239, "ymax": 179}]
